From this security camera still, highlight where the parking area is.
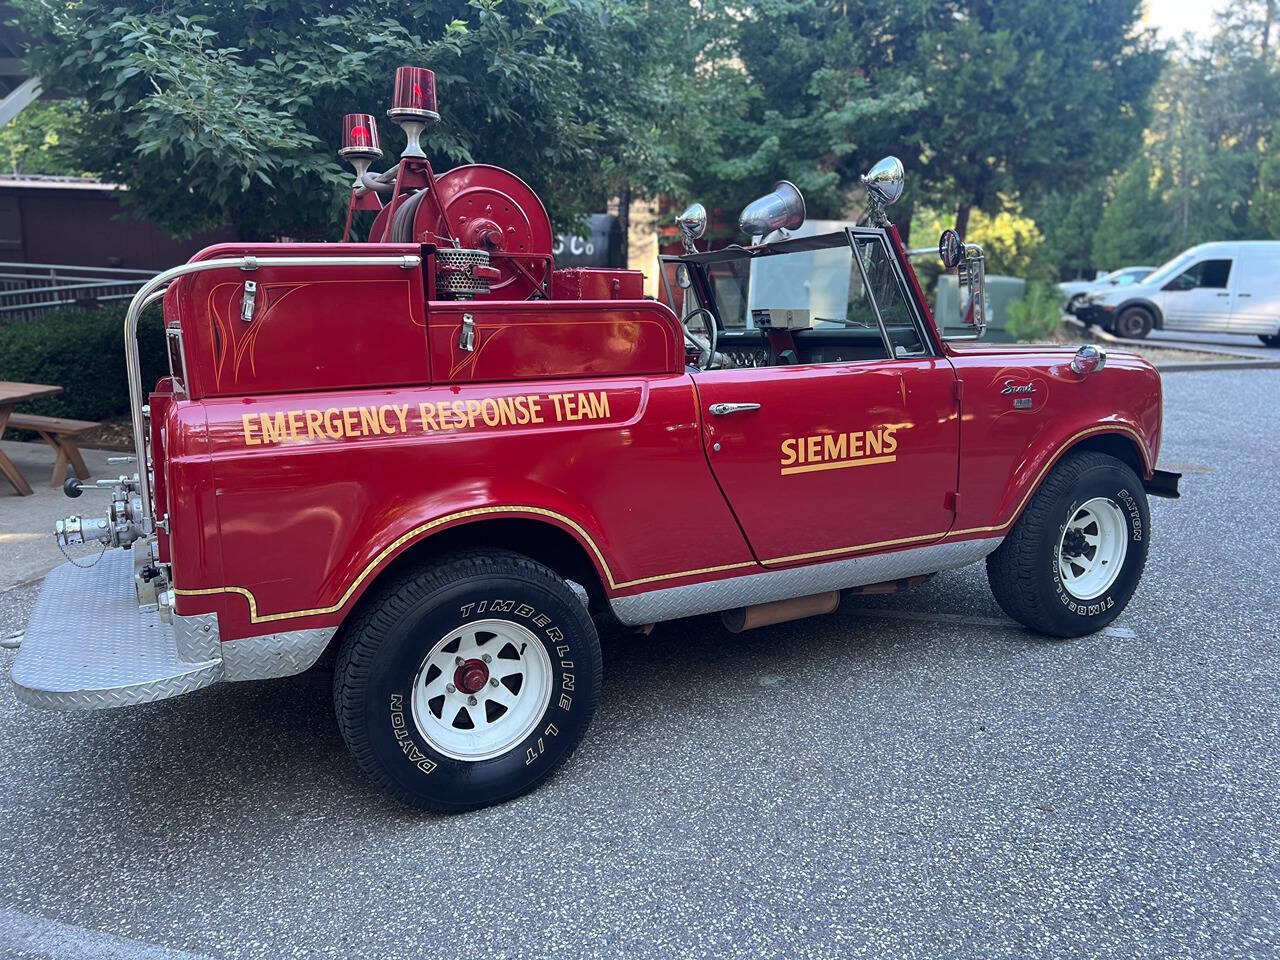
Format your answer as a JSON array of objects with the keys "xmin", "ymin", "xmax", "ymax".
[{"xmin": 0, "ymin": 368, "xmax": 1277, "ymax": 960}]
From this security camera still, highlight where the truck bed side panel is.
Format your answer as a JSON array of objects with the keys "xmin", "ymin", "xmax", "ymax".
[{"xmin": 173, "ymin": 375, "xmax": 754, "ymax": 640}]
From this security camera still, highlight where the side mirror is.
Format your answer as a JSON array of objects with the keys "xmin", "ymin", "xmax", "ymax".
[{"xmin": 938, "ymin": 229, "xmax": 964, "ymax": 270}]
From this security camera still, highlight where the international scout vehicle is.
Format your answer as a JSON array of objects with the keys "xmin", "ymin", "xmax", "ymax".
[{"xmin": 10, "ymin": 68, "xmax": 1180, "ymax": 811}]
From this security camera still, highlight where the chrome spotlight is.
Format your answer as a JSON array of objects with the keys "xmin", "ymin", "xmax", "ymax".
[
  {"xmin": 677, "ymin": 203, "xmax": 707, "ymax": 254},
  {"xmin": 738, "ymin": 180, "xmax": 806, "ymax": 238},
  {"xmin": 861, "ymin": 156, "xmax": 904, "ymax": 225}
]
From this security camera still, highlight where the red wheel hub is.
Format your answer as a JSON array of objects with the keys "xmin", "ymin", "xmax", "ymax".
[{"xmin": 453, "ymin": 658, "xmax": 489, "ymax": 695}]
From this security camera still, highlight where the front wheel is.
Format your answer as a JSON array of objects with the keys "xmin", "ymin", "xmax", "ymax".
[
  {"xmin": 1112, "ymin": 306, "xmax": 1153, "ymax": 339},
  {"xmin": 334, "ymin": 550, "xmax": 601, "ymax": 812},
  {"xmin": 986, "ymin": 451, "xmax": 1150, "ymax": 638}
]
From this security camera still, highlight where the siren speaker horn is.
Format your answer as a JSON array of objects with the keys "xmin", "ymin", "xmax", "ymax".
[{"xmin": 738, "ymin": 180, "xmax": 806, "ymax": 237}]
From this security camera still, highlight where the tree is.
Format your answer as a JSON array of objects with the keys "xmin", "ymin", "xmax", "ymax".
[
  {"xmin": 1091, "ymin": 156, "xmax": 1168, "ymax": 267},
  {"xmin": 1092, "ymin": 12, "xmax": 1280, "ymax": 266},
  {"xmin": 0, "ymin": 100, "xmax": 95, "ymax": 176},
  {"xmin": 11, "ymin": 0, "xmax": 713, "ymax": 240},
  {"xmin": 678, "ymin": 0, "xmax": 1161, "ymax": 244},
  {"xmin": 913, "ymin": 0, "xmax": 1162, "ymax": 238}
]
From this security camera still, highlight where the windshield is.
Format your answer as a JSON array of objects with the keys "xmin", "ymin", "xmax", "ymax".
[
  {"xmin": 1143, "ymin": 252, "xmax": 1195, "ymax": 287},
  {"xmin": 660, "ymin": 230, "xmax": 932, "ymax": 360},
  {"xmin": 675, "ymin": 232, "xmax": 913, "ymax": 332}
]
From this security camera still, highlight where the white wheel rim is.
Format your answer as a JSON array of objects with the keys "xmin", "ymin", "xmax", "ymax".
[
  {"xmin": 1057, "ymin": 497, "xmax": 1128, "ymax": 601},
  {"xmin": 410, "ymin": 618, "xmax": 552, "ymax": 762}
]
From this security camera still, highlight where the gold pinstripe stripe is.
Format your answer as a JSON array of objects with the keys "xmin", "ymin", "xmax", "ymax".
[{"xmin": 174, "ymin": 424, "xmax": 1150, "ymax": 623}]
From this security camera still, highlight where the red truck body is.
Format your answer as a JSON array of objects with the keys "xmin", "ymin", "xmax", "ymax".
[{"xmin": 148, "ymin": 232, "xmax": 1161, "ymax": 645}]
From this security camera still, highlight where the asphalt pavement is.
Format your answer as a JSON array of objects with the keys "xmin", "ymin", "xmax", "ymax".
[{"xmin": 0, "ymin": 368, "xmax": 1277, "ymax": 959}]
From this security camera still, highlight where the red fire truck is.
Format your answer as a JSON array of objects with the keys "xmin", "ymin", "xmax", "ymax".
[{"xmin": 11, "ymin": 68, "xmax": 1179, "ymax": 811}]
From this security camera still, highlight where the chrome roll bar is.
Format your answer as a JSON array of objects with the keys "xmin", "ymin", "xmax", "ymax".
[{"xmin": 123, "ymin": 253, "xmax": 422, "ymax": 535}]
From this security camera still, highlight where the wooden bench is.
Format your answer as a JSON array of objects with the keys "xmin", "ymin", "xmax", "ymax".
[{"xmin": 4, "ymin": 413, "xmax": 98, "ymax": 487}]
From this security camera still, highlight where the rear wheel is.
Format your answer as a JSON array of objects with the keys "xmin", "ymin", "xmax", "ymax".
[
  {"xmin": 334, "ymin": 549, "xmax": 601, "ymax": 812},
  {"xmin": 1112, "ymin": 306, "xmax": 1154, "ymax": 339},
  {"xmin": 1259, "ymin": 333, "xmax": 1280, "ymax": 347},
  {"xmin": 986, "ymin": 451, "xmax": 1150, "ymax": 638}
]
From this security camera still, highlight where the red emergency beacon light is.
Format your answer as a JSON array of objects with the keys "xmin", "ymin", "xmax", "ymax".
[
  {"xmin": 339, "ymin": 113, "xmax": 382, "ymax": 162},
  {"xmin": 389, "ymin": 66, "xmax": 439, "ymax": 122}
]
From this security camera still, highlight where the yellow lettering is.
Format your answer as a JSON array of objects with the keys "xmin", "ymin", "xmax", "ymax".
[
  {"xmin": 260, "ymin": 412, "xmax": 287, "ymax": 445},
  {"xmin": 866, "ymin": 430, "xmax": 882, "ymax": 455},
  {"xmin": 850, "ymin": 431, "xmax": 864, "ymax": 458},
  {"xmin": 805, "ymin": 435, "xmax": 821, "ymax": 462},
  {"xmin": 418, "ymin": 402, "xmax": 439, "ymax": 431},
  {"xmin": 551, "ymin": 393, "xmax": 566, "ymax": 420},
  {"xmin": 587, "ymin": 392, "xmax": 610, "ymax": 419},
  {"xmin": 305, "ymin": 409, "xmax": 324, "ymax": 440},
  {"xmin": 822, "ymin": 434, "xmax": 846, "ymax": 461},
  {"xmin": 527, "ymin": 397, "xmax": 544, "ymax": 424},
  {"xmin": 342, "ymin": 407, "xmax": 359, "ymax": 437},
  {"xmin": 242, "ymin": 414, "xmax": 260, "ymax": 446},
  {"xmin": 450, "ymin": 400, "xmax": 468, "ymax": 429},
  {"xmin": 392, "ymin": 404, "xmax": 409, "ymax": 432},
  {"xmin": 465, "ymin": 399, "xmax": 483, "ymax": 428},
  {"xmin": 780, "ymin": 438, "xmax": 797, "ymax": 466},
  {"xmin": 883, "ymin": 427, "xmax": 898, "ymax": 454},
  {"xmin": 323, "ymin": 408, "xmax": 343, "ymax": 440},
  {"xmin": 286, "ymin": 410, "xmax": 304, "ymax": 442},
  {"xmin": 359, "ymin": 407, "xmax": 380, "ymax": 436}
]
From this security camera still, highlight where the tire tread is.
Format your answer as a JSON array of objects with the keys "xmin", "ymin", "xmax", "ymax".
[
  {"xmin": 332, "ymin": 549, "xmax": 601, "ymax": 812},
  {"xmin": 986, "ymin": 451, "xmax": 1145, "ymax": 637}
]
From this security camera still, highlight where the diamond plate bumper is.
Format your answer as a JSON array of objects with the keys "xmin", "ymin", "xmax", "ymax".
[{"xmin": 11, "ymin": 549, "xmax": 222, "ymax": 710}]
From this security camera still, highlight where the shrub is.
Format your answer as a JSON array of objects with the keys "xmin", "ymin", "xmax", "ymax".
[
  {"xmin": 1005, "ymin": 281, "xmax": 1064, "ymax": 343},
  {"xmin": 0, "ymin": 306, "xmax": 169, "ymax": 421}
]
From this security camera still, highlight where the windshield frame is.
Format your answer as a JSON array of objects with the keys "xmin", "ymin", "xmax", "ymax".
[{"xmin": 658, "ymin": 227, "xmax": 939, "ymax": 357}]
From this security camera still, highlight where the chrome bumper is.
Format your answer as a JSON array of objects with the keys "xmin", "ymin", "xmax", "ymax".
[{"xmin": 11, "ymin": 548, "xmax": 336, "ymax": 710}]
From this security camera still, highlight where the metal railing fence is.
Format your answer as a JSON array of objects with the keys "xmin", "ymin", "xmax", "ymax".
[{"xmin": 0, "ymin": 262, "xmax": 157, "ymax": 322}]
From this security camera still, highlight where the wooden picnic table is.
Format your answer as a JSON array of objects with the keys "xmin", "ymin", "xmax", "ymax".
[{"xmin": 0, "ymin": 381, "xmax": 63, "ymax": 496}]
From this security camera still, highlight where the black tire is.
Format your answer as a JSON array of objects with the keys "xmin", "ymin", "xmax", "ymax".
[
  {"xmin": 1067, "ymin": 294, "xmax": 1087, "ymax": 315},
  {"xmin": 986, "ymin": 451, "xmax": 1150, "ymax": 638},
  {"xmin": 333, "ymin": 549, "xmax": 601, "ymax": 812},
  {"xmin": 1258, "ymin": 333, "xmax": 1280, "ymax": 347},
  {"xmin": 1112, "ymin": 306, "xmax": 1153, "ymax": 339}
]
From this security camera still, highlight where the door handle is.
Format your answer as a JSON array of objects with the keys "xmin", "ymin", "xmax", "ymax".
[
  {"xmin": 1238, "ymin": 293, "xmax": 1252, "ymax": 298},
  {"xmin": 1216, "ymin": 292, "xmax": 1230, "ymax": 297},
  {"xmin": 709, "ymin": 402, "xmax": 761, "ymax": 416}
]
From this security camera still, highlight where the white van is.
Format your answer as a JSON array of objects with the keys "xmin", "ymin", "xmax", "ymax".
[{"xmin": 1082, "ymin": 241, "xmax": 1280, "ymax": 346}]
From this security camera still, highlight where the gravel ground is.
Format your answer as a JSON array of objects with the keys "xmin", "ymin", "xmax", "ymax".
[{"xmin": 0, "ymin": 369, "xmax": 1277, "ymax": 959}]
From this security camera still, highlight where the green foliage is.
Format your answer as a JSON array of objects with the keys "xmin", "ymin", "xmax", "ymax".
[
  {"xmin": 0, "ymin": 308, "xmax": 168, "ymax": 421},
  {"xmin": 11, "ymin": 0, "xmax": 708, "ymax": 239},
  {"xmin": 685, "ymin": 0, "xmax": 1161, "ymax": 238},
  {"xmin": 1092, "ymin": 156, "xmax": 1169, "ymax": 267},
  {"xmin": 1005, "ymin": 281, "xmax": 1063, "ymax": 342},
  {"xmin": 0, "ymin": 100, "xmax": 96, "ymax": 177},
  {"xmin": 1089, "ymin": 6, "xmax": 1280, "ymax": 268},
  {"xmin": 1252, "ymin": 122, "xmax": 1280, "ymax": 236}
]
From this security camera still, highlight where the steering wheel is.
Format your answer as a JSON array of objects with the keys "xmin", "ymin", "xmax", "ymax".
[{"xmin": 682, "ymin": 307, "xmax": 719, "ymax": 371}]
